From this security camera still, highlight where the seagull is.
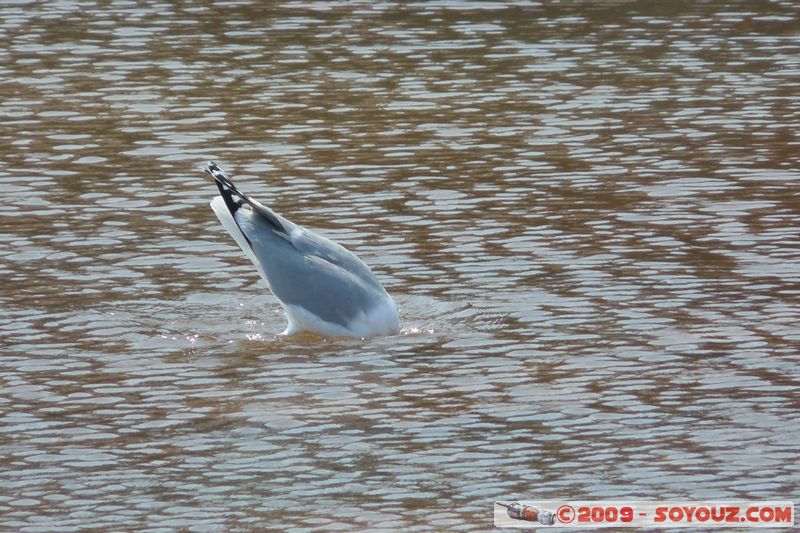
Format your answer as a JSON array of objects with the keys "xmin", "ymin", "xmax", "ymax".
[{"xmin": 205, "ymin": 162, "xmax": 400, "ymax": 337}]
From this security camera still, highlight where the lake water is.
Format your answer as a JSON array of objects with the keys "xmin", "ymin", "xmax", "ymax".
[{"xmin": 1, "ymin": 1, "xmax": 799, "ymax": 531}]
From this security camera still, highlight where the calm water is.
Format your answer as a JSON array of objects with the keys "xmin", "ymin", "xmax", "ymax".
[{"xmin": 1, "ymin": 1, "xmax": 799, "ymax": 531}]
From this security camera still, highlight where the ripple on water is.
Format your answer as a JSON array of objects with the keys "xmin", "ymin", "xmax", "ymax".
[{"xmin": 1, "ymin": 0, "xmax": 800, "ymax": 531}]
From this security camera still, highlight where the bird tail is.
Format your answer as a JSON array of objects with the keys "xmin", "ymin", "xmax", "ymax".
[
  {"xmin": 204, "ymin": 161, "xmax": 287, "ymax": 235},
  {"xmin": 205, "ymin": 161, "xmax": 248, "ymax": 217}
]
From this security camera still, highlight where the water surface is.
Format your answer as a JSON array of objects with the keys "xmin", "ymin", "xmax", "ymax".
[{"xmin": 1, "ymin": 1, "xmax": 799, "ymax": 531}]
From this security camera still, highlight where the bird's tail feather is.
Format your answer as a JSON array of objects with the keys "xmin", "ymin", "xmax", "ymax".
[{"xmin": 204, "ymin": 161, "xmax": 287, "ymax": 235}]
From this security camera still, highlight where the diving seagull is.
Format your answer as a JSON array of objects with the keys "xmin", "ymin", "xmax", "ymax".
[{"xmin": 205, "ymin": 162, "xmax": 400, "ymax": 337}]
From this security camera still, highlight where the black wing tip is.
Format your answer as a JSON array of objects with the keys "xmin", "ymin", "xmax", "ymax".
[
  {"xmin": 205, "ymin": 161, "xmax": 247, "ymax": 217},
  {"xmin": 204, "ymin": 161, "xmax": 233, "ymax": 185},
  {"xmin": 204, "ymin": 160, "xmax": 222, "ymax": 173},
  {"xmin": 204, "ymin": 161, "xmax": 241, "ymax": 196},
  {"xmin": 203, "ymin": 160, "xmax": 287, "ymax": 236}
]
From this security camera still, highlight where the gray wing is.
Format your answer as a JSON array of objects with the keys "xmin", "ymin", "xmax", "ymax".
[{"xmin": 237, "ymin": 209, "xmax": 388, "ymax": 328}]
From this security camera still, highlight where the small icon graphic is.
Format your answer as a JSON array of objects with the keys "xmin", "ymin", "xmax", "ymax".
[
  {"xmin": 557, "ymin": 504, "xmax": 576, "ymax": 524},
  {"xmin": 496, "ymin": 501, "xmax": 556, "ymax": 525}
]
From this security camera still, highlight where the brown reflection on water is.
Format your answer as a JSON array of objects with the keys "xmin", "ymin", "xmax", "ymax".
[{"xmin": 1, "ymin": 1, "xmax": 799, "ymax": 530}]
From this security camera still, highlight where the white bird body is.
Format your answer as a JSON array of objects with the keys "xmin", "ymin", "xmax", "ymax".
[{"xmin": 206, "ymin": 163, "xmax": 399, "ymax": 337}]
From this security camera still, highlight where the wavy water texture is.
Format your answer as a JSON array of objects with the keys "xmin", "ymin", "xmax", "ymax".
[{"xmin": 1, "ymin": 1, "xmax": 799, "ymax": 530}]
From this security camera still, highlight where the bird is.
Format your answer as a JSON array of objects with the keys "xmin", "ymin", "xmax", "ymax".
[{"xmin": 205, "ymin": 162, "xmax": 400, "ymax": 338}]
